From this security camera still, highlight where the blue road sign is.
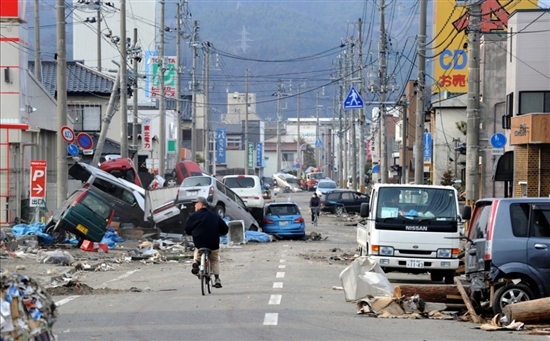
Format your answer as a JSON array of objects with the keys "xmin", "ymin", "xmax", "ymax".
[
  {"xmin": 372, "ymin": 164, "xmax": 380, "ymax": 173},
  {"xmin": 490, "ymin": 133, "xmax": 507, "ymax": 148},
  {"xmin": 315, "ymin": 138, "xmax": 323, "ymax": 147},
  {"xmin": 67, "ymin": 144, "xmax": 79, "ymax": 156},
  {"xmin": 343, "ymin": 86, "xmax": 364, "ymax": 109}
]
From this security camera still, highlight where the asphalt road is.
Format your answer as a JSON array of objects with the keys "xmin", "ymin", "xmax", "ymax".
[{"xmin": 8, "ymin": 191, "xmax": 543, "ymax": 340}]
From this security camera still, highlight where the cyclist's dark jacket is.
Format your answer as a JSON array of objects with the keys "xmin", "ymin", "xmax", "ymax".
[
  {"xmin": 309, "ymin": 196, "xmax": 320, "ymax": 208},
  {"xmin": 185, "ymin": 208, "xmax": 228, "ymax": 250}
]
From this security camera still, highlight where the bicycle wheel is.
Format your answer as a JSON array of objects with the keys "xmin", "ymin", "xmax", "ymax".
[
  {"xmin": 206, "ymin": 259, "xmax": 212, "ymax": 294},
  {"xmin": 201, "ymin": 274, "xmax": 207, "ymax": 296},
  {"xmin": 200, "ymin": 253, "xmax": 207, "ymax": 296}
]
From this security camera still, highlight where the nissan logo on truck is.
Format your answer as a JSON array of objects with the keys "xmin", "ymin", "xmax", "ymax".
[{"xmin": 405, "ymin": 225, "xmax": 428, "ymax": 231}]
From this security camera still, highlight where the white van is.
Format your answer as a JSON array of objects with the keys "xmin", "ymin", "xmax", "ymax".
[{"xmin": 222, "ymin": 175, "xmax": 264, "ymax": 223}]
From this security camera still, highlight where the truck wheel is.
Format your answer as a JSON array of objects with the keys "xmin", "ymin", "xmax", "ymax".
[
  {"xmin": 444, "ymin": 270, "xmax": 456, "ymax": 284},
  {"xmin": 430, "ymin": 272, "xmax": 444, "ymax": 282},
  {"xmin": 492, "ymin": 282, "xmax": 534, "ymax": 314},
  {"xmin": 215, "ymin": 205, "xmax": 225, "ymax": 218}
]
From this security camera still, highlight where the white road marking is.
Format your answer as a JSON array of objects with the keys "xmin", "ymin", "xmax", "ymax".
[
  {"xmin": 269, "ymin": 295, "xmax": 282, "ymax": 305},
  {"xmin": 264, "ymin": 313, "xmax": 278, "ymax": 325},
  {"xmin": 273, "ymin": 282, "xmax": 283, "ymax": 289},
  {"xmin": 55, "ymin": 295, "xmax": 80, "ymax": 307},
  {"xmin": 283, "ymin": 245, "xmax": 289, "ymax": 247},
  {"xmin": 278, "ymin": 265, "xmax": 286, "ymax": 269},
  {"xmin": 101, "ymin": 270, "xmax": 140, "ymax": 287},
  {"xmin": 276, "ymin": 272, "xmax": 285, "ymax": 278},
  {"xmin": 279, "ymin": 259, "xmax": 286, "ymax": 263}
]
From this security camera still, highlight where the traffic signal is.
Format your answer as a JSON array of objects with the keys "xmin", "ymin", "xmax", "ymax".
[{"xmin": 454, "ymin": 142, "xmax": 466, "ymax": 155}]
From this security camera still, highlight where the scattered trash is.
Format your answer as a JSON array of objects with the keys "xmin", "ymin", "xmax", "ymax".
[
  {"xmin": 0, "ymin": 273, "xmax": 58, "ymax": 340},
  {"xmin": 36, "ymin": 250, "xmax": 74, "ymax": 266},
  {"xmin": 339, "ymin": 256, "xmax": 393, "ymax": 302}
]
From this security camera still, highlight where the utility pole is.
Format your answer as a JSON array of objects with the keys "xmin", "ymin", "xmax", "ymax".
[
  {"xmin": 344, "ymin": 43, "xmax": 350, "ymax": 186},
  {"xmin": 176, "ymin": 2, "xmax": 182, "ymax": 163},
  {"xmin": 379, "ymin": 0, "xmax": 388, "ymax": 184},
  {"xmin": 316, "ymin": 92, "xmax": 320, "ymax": 167},
  {"xmin": 244, "ymin": 68, "xmax": 249, "ymax": 175},
  {"xmin": 34, "ymin": 0, "xmax": 42, "ymax": 82},
  {"xmin": 401, "ymin": 95, "xmax": 408, "ymax": 184},
  {"xmin": 296, "ymin": 84, "xmax": 301, "ymax": 178},
  {"xmin": 158, "ymin": 0, "xmax": 166, "ymax": 176},
  {"xmin": 97, "ymin": 6, "xmax": 101, "ymax": 70},
  {"xmin": 191, "ymin": 20, "xmax": 200, "ymax": 162},
  {"xmin": 203, "ymin": 43, "xmax": 210, "ymax": 171},
  {"xmin": 119, "ymin": 0, "xmax": 128, "ymax": 158},
  {"xmin": 132, "ymin": 28, "xmax": 139, "ymax": 170},
  {"xmin": 350, "ymin": 39, "xmax": 357, "ymax": 190},
  {"xmin": 56, "ymin": 0, "xmax": 68, "ymax": 205},
  {"xmin": 466, "ymin": 1, "xmax": 482, "ymax": 204},
  {"xmin": 338, "ymin": 56, "xmax": 344, "ymax": 187},
  {"xmin": 415, "ymin": 0, "xmax": 427, "ymax": 185},
  {"xmin": 276, "ymin": 79, "xmax": 282, "ymax": 172},
  {"xmin": 358, "ymin": 18, "xmax": 365, "ymax": 192}
]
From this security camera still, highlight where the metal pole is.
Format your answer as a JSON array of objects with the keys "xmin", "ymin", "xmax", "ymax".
[
  {"xmin": 316, "ymin": 92, "xmax": 320, "ymax": 167},
  {"xmin": 276, "ymin": 80, "xmax": 282, "ymax": 172},
  {"xmin": 414, "ymin": 0, "xmax": 427, "ymax": 185},
  {"xmin": 379, "ymin": 0, "xmax": 388, "ymax": 184},
  {"xmin": 158, "ymin": 1, "xmax": 166, "ymax": 175},
  {"xmin": 191, "ymin": 20, "xmax": 199, "ymax": 162},
  {"xmin": 338, "ymin": 56, "xmax": 344, "ymax": 187},
  {"xmin": 97, "ymin": 6, "xmax": 101, "ymax": 70},
  {"xmin": 297, "ymin": 85, "xmax": 301, "ymax": 178},
  {"xmin": 358, "ymin": 18, "xmax": 365, "ymax": 192},
  {"xmin": 56, "ymin": 0, "xmax": 68, "ymax": 205},
  {"xmin": 245, "ymin": 69, "xmax": 249, "ymax": 174},
  {"xmin": 204, "ymin": 44, "xmax": 210, "ymax": 170},
  {"xmin": 34, "ymin": 0, "xmax": 42, "ymax": 82},
  {"xmin": 466, "ymin": 1, "xmax": 481, "ymax": 204},
  {"xmin": 120, "ymin": 0, "xmax": 128, "ymax": 158},
  {"xmin": 401, "ymin": 96, "xmax": 408, "ymax": 184},
  {"xmin": 132, "ymin": 28, "xmax": 139, "ymax": 170},
  {"xmin": 176, "ymin": 2, "xmax": 182, "ymax": 163}
]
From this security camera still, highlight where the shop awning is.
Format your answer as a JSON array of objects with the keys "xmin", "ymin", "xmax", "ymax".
[{"xmin": 492, "ymin": 151, "xmax": 513, "ymax": 182}]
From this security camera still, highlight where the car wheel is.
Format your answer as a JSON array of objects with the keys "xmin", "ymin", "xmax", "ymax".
[
  {"xmin": 492, "ymin": 282, "xmax": 534, "ymax": 314},
  {"xmin": 335, "ymin": 206, "xmax": 344, "ymax": 216},
  {"xmin": 215, "ymin": 205, "xmax": 225, "ymax": 218},
  {"xmin": 45, "ymin": 223, "xmax": 69, "ymax": 244},
  {"xmin": 249, "ymin": 225, "xmax": 258, "ymax": 231},
  {"xmin": 165, "ymin": 177, "xmax": 178, "ymax": 187}
]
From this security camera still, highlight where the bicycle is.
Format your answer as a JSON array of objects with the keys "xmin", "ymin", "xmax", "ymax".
[
  {"xmin": 311, "ymin": 206, "xmax": 320, "ymax": 227},
  {"xmin": 198, "ymin": 248, "xmax": 213, "ymax": 295}
]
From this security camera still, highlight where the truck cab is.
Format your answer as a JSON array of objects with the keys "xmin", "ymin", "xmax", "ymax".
[{"xmin": 356, "ymin": 184, "xmax": 462, "ymax": 284}]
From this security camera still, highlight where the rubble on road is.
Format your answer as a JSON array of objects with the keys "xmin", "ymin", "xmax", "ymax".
[{"xmin": 0, "ymin": 273, "xmax": 58, "ymax": 340}]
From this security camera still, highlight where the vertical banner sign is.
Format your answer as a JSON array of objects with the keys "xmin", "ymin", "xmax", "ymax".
[
  {"xmin": 256, "ymin": 143, "xmax": 263, "ymax": 167},
  {"xmin": 142, "ymin": 118, "xmax": 152, "ymax": 151},
  {"xmin": 216, "ymin": 128, "xmax": 226, "ymax": 164},
  {"xmin": 423, "ymin": 132, "xmax": 432, "ymax": 164},
  {"xmin": 30, "ymin": 160, "xmax": 47, "ymax": 207},
  {"xmin": 248, "ymin": 142, "xmax": 255, "ymax": 169},
  {"xmin": 145, "ymin": 51, "xmax": 177, "ymax": 98}
]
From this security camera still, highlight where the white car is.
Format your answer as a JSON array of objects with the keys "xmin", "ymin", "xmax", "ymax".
[
  {"xmin": 222, "ymin": 175, "xmax": 264, "ymax": 224},
  {"xmin": 273, "ymin": 173, "xmax": 302, "ymax": 193},
  {"xmin": 315, "ymin": 179, "xmax": 338, "ymax": 197}
]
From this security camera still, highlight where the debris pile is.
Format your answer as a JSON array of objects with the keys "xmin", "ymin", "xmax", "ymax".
[{"xmin": 0, "ymin": 273, "xmax": 58, "ymax": 340}]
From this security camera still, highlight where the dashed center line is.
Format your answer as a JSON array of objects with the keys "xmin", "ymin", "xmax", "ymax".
[
  {"xmin": 273, "ymin": 282, "xmax": 283, "ymax": 289},
  {"xmin": 269, "ymin": 295, "xmax": 282, "ymax": 305},
  {"xmin": 55, "ymin": 295, "xmax": 80, "ymax": 307},
  {"xmin": 264, "ymin": 313, "xmax": 278, "ymax": 325},
  {"xmin": 278, "ymin": 265, "xmax": 286, "ymax": 269},
  {"xmin": 279, "ymin": 259, "xmax": 286, "ymax": 263},
  {"xmin": 276, "ymin": 272, "xmax": 285, "ymax": 278}
]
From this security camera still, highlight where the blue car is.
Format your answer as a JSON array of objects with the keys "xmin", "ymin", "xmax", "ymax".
[{"xmin": 263, "ymin": 202, "xmax": 305, "ymax": 239}]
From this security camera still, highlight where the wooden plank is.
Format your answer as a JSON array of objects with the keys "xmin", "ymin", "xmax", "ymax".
[
  {"xmin": 393, "ymin": 285, "xmax": 461, "ymax": 303},
  {"xmin": 454, "ymin": 277, "xmax": 482, "ymax": 323},
  {"xmin": 503, "ymin": 297, "xmax": 550, "ymax": 324}
]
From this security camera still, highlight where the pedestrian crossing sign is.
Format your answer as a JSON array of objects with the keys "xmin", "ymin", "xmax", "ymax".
[
  {"xmin": 315, "ymin": 138, "xmax": 323, "ymax": 147},
  {"xmin": 343, "ymin": 86, "xmax": 364, "ymax": 109}
]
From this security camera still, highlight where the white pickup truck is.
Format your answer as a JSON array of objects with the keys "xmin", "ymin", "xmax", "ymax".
[{"xmin": 356, "ymin": 184, "xmax": 463, "ymax": 284}]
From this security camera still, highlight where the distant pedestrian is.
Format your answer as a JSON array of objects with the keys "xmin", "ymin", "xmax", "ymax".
[{"xmin": 309, "ymin": 193, "xmax": 321, "ymax": 223}]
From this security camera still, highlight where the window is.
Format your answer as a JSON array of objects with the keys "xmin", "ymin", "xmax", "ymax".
[
  {"xmin": 519, "ymin": 91, "xmax": 550, "ymax": 115},
  {"xmin": 503, "ymin": 92, "xmax": 513, "ymax": 129},
  {"xmin": 510, "ymin": 203, "xmax": 529, "ymax": 238},
  {"xmin": 70, "ymin": 105, "xmax": 101, "ymax": 132},
  {"xmin": 341, "ymin": 192, "xmax": 354, "ymax": 200},
  {"xmin": 227, "ymin": 137, "xmax": 241, "ymax": 149},
  {"xmin": 282, "ymin": 153, "xmax": 295, "ymax": 162},
  {"xmin": 531, "ymin": 206, "xmax": 550, "ymax": 238},
  {"xmin": 225, "ymin": 177, "xmax": 255, "ymax": 188}
]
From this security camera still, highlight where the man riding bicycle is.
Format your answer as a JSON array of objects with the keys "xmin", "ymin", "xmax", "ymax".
[
  {"xmin": 309, "ymin": 193, "xmax": 321, "ymax": 224},
  {"xmin": 185, "ymin": 196, "xmax": 229, "ymax": 288}
]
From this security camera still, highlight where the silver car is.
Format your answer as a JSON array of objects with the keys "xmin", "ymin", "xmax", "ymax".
[{"xmin": 175, "ymin": 176, "xmax": 260, "ymax": 231}]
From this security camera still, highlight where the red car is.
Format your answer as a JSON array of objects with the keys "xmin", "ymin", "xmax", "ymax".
[
  {"xmin": 99, "ymin": 158, "xmax": 143, "ymax": 187},
  {"xmin": 164, "ymin": 160, "xmax": 203, "ymax": 187}
]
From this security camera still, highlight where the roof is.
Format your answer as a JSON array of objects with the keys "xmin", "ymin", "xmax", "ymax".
[{"xmin": 28, "ymin": 60, "xmax": 116, "ymax": 97}]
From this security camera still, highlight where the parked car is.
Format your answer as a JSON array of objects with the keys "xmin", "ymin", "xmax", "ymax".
[
  {"xmin": 69, "ymin": 162, "xmax": 147, "ymax": 227},
  {"xmin": 464, "ymin": 197, "xmax": 550, "ymax": 314},
  {"xmin": 45, "ymin": 188, "xmax": 115, "ymax": 244},
  {"xmin": 315, "ymin": 179, "xmax": 338, "ymax": 197},
  {"xmin": 261, "ymin": 176, "xmax": 275, "ymax": 189},
  {"xmin": 222, "ymin": 175, "xmax": 265, "ymax": 224},
  {"xmin": 99, "ymin": 157, "xmax": 143, "ymax": 187},
  {"xmin": 164, "ymin": 160, "xmax": 204, "ymax": 187},
  {"xmin": 263, "ymin": 202, "xmax": 305, "ymax": 239},
  {"xmin": 175, "ymin": 176, "xmax": 260, "ymax": 231},
  {"xmin": 273, "ymin": 173, "xmax": 302, "ymax": 193},
  {"xmin": 320, "ymin": 189, "xmax": 370, "ymax": 215}
]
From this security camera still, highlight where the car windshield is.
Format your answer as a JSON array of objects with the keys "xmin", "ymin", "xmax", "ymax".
[
  {"xmin": 318, "ymin": 181, "xmax": 336, "ymax": 189},
  {"xmin": 181, "ymin": 176, "xmax": 212, "ymax": 187},
  {"xmin": 310, "ymin": 173, "xmax": 325, "ymax": 180},
  {"xmin": 266, "ymin": 204, "xmax": 299, "ymax": 216},
  {"xmin": 376, "ymin": 187, "xmax": 457, "ymax": 221},
  {"xmin": 80, "ymin": 193, "xmax": 112, "ymax": 219},
  {"xmin": 225, "ymin": 177, "xmax": 255, "ymax": 188}
]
